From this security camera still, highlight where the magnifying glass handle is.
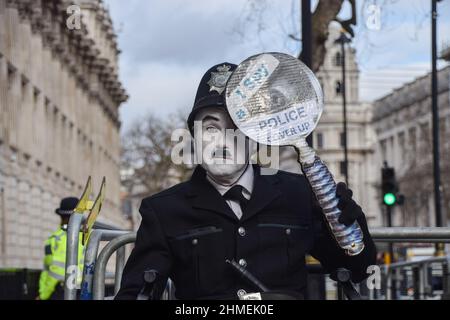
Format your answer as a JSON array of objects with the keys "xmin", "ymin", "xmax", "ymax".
[{"xmin": 294, "ymin": 139, "xmax": 365, "ymax": 256}]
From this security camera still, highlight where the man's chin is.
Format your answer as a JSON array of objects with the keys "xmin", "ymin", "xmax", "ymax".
[{"xmin": 203, "ymin": 162, "xmax": 246, "ymax": 180}]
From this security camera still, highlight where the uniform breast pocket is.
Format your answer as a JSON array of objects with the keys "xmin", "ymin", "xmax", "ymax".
[
  {"xmin": 169, "ymin": 226, "xmax": 226, "ymax": 293},
  {"xmin": 257, "ymin": 216, "xmax": 311, "ymax": 283}
]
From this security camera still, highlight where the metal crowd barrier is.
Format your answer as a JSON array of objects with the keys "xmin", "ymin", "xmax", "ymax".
[
  {"xmin": 368, "ymin": 227, "xmax": 450, "ymax": 300},
  {"xmin": 370, "ymin": 227, "xmax": 450, "ymax": 243},
  {"xmin": 80, "ymin": 229, "xmax": 129, "ymax": 300},
  {"xmin": 377, "ymin": 255, "xmax": 450, "ymax": 300},
  {"xmin": 92, "ymin": 232, "xmax": 137, "ymax": 300},
  {"xmin": 64, "ymin": 214, "xmax": 84, "ymax": 300},
  {"xmin": 81, "ymin": 227, "xmax": 450, "ymax": 300},
  {"xmin": 64, "ymin": 213, "xmax": 129, "ymax": 300}
]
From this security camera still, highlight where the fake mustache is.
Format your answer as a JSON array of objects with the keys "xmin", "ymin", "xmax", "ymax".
[{"xmin": 211, "ymin": 148, "xmax": 232, "ymax": 159}]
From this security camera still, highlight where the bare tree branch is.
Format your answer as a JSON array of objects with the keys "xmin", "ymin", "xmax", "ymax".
[
  {"xmin": 121, "ymin": 111, "xmax": 193, "ymax": 197},
  {"xmin": 308, "ymin": 0, "xmax": 346, "ymax": 72},
  {"xmin": 398, "ymin": 123, "xmax": 450, "ymax": 226},
  {"xmin": 233, "ymin": 0, "xmax": 354, "ymax": 72}
]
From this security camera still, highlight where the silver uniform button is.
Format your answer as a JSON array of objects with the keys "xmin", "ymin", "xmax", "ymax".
[
  {"xmin": 237, "ymin": 289, "xmax": 247, "ymax": 297},
  {"xmin": 286, "ymin": 228, "xmax": 291, "ymax": 235},
  {"xmin": 239, "ymin": 259, "xmax": 247, "ymax": 268},
  {"xmin": 192, "ymin": 238, "xmax": 198, "ymax": 245},
  {"xmin": 238, "ymin": 227, "xmax": 246, "ymax": 237}
]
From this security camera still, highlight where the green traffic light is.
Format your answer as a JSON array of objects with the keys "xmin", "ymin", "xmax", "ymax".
[{"xmin": 384, "ymin": 193, "xmax": 396, "ymax": 206}]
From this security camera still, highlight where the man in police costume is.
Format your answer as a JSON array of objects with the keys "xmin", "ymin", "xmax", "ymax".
[
  {"xmin": 38, "ymin": 197, "xmax": 84, "ymax": 300},
  {"xmin": 116, "ymin": 63, "xmax": 377, "ymax": 300}
]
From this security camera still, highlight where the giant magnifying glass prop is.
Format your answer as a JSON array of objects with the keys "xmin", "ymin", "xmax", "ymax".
[{"xmin": 226, "ymin": 52, "xmax": 364, "ymax": 256}]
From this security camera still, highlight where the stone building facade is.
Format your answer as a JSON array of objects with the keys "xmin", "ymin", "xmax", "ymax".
[
  {"xmin": 372, "ymin": 62, "xmax": 450, "ymax": 228},
  {"xmin": 0, "ymin": 0, "xmax": 127, "ymax": 268},
  {"xmin": 315, "ymin": 24, "xmax": 378, "ymax": 225},
  {"xmin": 278, "ymin": 23, "xmax": 379, "ymax": 226}
]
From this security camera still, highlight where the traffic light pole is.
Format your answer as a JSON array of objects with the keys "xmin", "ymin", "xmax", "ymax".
[{"xmin": 386, "ymin": 204, "xmax": 397, "ymax": 300}]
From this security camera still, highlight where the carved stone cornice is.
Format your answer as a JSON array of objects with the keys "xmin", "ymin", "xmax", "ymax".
[
  {"xmin": 373, "ymin": 66, "xmax": 450, "ymax": 123},
  {"xmin": 5, "ymin": 0, "xmax": 128, "ymax": 129}
]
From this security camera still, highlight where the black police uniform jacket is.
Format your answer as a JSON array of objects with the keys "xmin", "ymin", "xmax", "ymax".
[{"xmin": 116, "ymin": 164, "xmax": 376, "ymax": 300}]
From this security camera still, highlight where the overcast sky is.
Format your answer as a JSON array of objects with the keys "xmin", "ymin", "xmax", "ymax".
[{"xmin": 102, "ymin": 0, "xmax": 450, "ymax": 133}]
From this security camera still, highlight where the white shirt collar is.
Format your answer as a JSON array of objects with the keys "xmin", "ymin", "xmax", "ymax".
[{"xmin": 206, "ymin": 164, "xmax": 254, "ymax": 199}]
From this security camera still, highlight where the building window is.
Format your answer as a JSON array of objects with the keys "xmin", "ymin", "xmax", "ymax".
[
  {"xmin": 380, "ymin": 139, "xmax": 387, "ymax": 162},
  {"xmin": 317, "ymin": 77, "xmax": 325, "ymax": 99},
  {"xmin": 408, "ymin": 128, "xmax": 416, "ymax": 154},
  {"xmin": 316, "ymin": 132, "xmax": 324, "ymax": 149},
  {"xmin": 340, "ymin": 132, "xmax": 346, "ymax": 147},
  {"xmin": 334, "ymin": 52, "xmax": 343, "ymax": 67},
  {"xmin": 7, "ymin": 64, "xmax": 16, "ymax": 90},
  {"xmin": 21, "ymin": 76, "xmax": 28, "ymax": 95},
  {"xmin": 398, "ymin": 131, "xmax": 405, "ymax": 158},
  {"xmin": 33, "ymin": 88, "xmax": 40, "ymax": 105},
  {"xmin": 419, "ymin": 122, "xmax": 430, "ymax": 151},
  {"xmin": 317, "ymin": 76, "xmax": 324, "ymax": 89},
  {"xmin": 335, "ymin": 81, "xmax": 342, "ymax": 96},
  {"xmin": 340, "ymin": 161, "xmax": 347, "ymax": 175}
]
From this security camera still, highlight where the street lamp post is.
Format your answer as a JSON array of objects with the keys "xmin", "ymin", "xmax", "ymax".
[
  {"xmin": 301, "ymin": 0, "xmax": 313, "ymax": 148},
  {"xmin": 431, "ymin": 0, "xmax": 445, "ymax": 256},
  {"xmin": 335, "ymin": 31, "xmax": 351, "ymax": 187}
]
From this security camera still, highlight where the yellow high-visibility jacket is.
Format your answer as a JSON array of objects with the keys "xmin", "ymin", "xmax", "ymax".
[{"xmin": 38, "ymin": 227, "xmax": 84, "ymax": 300}]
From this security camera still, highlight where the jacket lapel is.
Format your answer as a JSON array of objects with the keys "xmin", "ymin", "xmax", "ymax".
[
  {"xmin": 186, "ymin": 166, "xmax": 239, "ymax": 222},
  {"xmin": 241, "ymin": 165, "xmax": 282, "ymax": 222},
  {"xmin": 185, "ymin": 165, "xmax": 282, "ymax": 223}
]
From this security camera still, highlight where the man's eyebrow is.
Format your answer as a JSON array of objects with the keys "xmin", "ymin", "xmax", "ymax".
[{"xmin": 201, "ymin": 115, "xmax": 220, "ymax": 122}]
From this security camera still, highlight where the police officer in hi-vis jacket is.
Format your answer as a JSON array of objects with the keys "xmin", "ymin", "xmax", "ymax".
[{"xmin": 38, "ymin": 197, "xmax": 84, "ymax": 300}]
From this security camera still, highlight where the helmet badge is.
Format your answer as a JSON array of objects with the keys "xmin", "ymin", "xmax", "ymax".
[{"xmin": 207, "ymin": 64, "xmax": 233, "ymax": 94}]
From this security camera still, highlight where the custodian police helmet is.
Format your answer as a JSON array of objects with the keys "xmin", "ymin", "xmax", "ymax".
[
  {"xmin": 55, "ymin": 197, "xmax": 79, "ymax": 216},
  {"xmin": 187, "ymin": 62, "xmax": 237, "ymax": 134}
]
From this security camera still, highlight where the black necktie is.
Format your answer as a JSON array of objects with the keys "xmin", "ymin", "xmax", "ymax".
[{"xmin": 223, "ymin": 185, "xmax": 250, "ymax": 209}]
